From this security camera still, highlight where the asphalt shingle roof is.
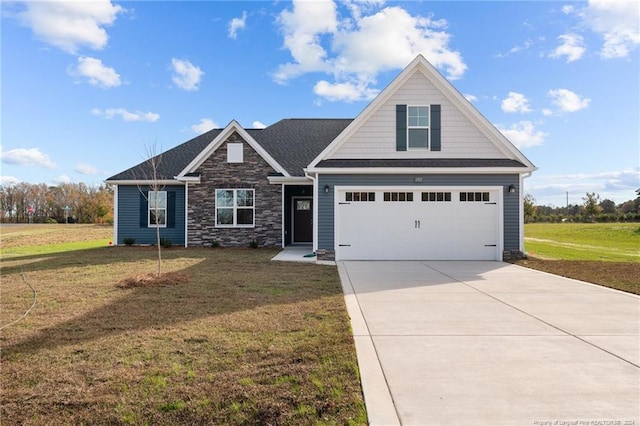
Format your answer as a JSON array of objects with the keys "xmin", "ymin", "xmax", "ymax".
[{"xmin": 106, "ymin": 119, "xmax": 353, "ymax": 181}]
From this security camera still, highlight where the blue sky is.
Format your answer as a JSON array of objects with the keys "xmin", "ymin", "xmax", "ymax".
[{"xmin": 1, "ymin": 0, "xmax": 638, "ymax": 206}]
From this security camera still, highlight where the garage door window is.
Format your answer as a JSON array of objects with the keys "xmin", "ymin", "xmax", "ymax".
[
  {"xmin": 460, "ymin": 192, "xmax": 490, "ymax": 202},
  {"xmin": 346, "ymin": 192, "xmax": 375, "ymax": 202},
  {"xmin": 383, "ymin": 192, "xmax": 414, "ymax": 202},
  {"xmin": 422, "ymin": 192, "xmax": 451, "ymax": 202}
]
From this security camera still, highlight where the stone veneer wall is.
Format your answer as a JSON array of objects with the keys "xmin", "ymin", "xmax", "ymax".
[{"xmin": 187, "ymin": 132, "xmax": 282, "ymax": 247}]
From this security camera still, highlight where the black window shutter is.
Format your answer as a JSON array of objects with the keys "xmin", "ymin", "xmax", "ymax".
[
  {"xmin": 396, "ymin": 104, "xmax": 407, "ymax": 151},
  {"xmin": 167, "ymin": 191, "xmax": 176, "ymax": 228},
  {"xmin": 430, "ymin": 104, "xmax": 441, "ymax": 151},
  {"xmin": 139, "ymin": 191, "xmax": 148, "ymax": 228}
]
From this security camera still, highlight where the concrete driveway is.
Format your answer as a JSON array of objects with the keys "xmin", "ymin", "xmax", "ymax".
[{"xmin": 338, "ymin": 261, "xmax": 639, "ymax": 425}]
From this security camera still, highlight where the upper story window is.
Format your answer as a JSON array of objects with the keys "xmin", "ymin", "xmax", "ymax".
[
  {"xmin": 408, "ymin": 106, "xmax": 429, "ymax": 149},
  {"xmin": 216, "ymin": 189, "xmax": 254, "ymax": 227},
  {"xmin": 148, "ymin": 190, "xmax": 167, "ymax": 227}
]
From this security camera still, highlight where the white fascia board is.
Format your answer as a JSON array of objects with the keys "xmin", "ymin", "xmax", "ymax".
[
  {"xmin": 306, "ymin": 167, "xmax": 534, "ymax": 175},
  {"xmin": 267, "ymin": 176, "xmax": 312, "ymax": 185},
  {"xmin": 175, "ymin": 175, "xmax": 201, "ymax": 183},
  {"xmin": 176, "ymin": 120, "xmax": 290, "ymax": 179},
  {"xmin": 104, "ymin": 179, "xmax": 184, "ymax": 186}
]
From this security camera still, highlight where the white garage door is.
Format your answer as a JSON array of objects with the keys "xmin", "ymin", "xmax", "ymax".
[{"xmin": 336, "ymin": 188, "xmax": 501, "ymax": 261}]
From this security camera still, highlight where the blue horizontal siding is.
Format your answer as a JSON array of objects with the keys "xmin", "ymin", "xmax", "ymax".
[
  {"xmin": 317, "ymin": 174, "xmax": 520, "ymax": 252},
  {"xmin": 117, "ymin": 185, "xmax": 185, "ymax": 245}
]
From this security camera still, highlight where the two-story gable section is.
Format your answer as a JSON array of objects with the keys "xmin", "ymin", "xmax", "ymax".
[{"xmin": 307, "ymin": 55, "xmax": 536, "ymax": 262}]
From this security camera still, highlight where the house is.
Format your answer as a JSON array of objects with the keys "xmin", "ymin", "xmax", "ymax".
[{"xmin": 106, "ymin": 55, "xmax": 537, "ymax": 261}]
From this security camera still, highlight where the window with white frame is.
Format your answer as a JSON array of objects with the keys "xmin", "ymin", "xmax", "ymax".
[
  {"xmin": 216, "ymin": 189, "xmax": 254, "ymax": 227},
  {"xmin": 148, "ymin": 190, "xmax": 167, "ymax": 227},
  {"xmin": 408, "ymin": 106, "xmax": 429, "ymax": 149}
]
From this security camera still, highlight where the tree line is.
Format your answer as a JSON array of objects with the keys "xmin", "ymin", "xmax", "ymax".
[
  {"xmin": 0, "ymin": 183, "xmax": 113, "ymax": 224},
  {"xmin": 524, "ymin": 192, "xmax": 640, "ymax": 223}
]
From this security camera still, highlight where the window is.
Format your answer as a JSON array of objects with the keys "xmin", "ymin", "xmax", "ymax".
[
  {"xmin": 345, "ymin": 192, "xmax": 375, "ymax": 202},
  {"xmin": 383, "ymin": 192, "xmax": 414, "ymax": 202},
  {"xmin": 216, "ymin": 189, "xmax": 254, "ymax": 227},
  {"xmin": 408, "ymin": 106, "xmax": 429, "ymax": 149},
  {"xmin": 148, "ymin": 191, "xmax": 167, "ymax": 227},
  {"xmin": 460, "ymin": 192, "xmax": 490, "ymax": 202},
  {"xmin": 422, "ymin": 192, "xmax": 451, "ymax": 202}
]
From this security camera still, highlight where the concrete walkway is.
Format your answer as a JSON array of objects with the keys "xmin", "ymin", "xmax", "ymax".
[{"xmin": 338, "ymin": 261, "xmax": 640, "ymax": 425}]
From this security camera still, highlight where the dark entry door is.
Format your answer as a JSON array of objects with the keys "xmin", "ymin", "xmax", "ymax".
[{"xmin": 293, "ymin": 197, "xmax": 313, "ymax": 243}]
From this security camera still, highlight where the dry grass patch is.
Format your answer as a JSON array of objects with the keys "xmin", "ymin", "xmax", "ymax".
[
  {"xmin": 1, "ymin": 245, "xmax": 366, "ymax": 425},
  {"xmin": 117, "ymin": 271, "xmax": 191, "ymax": 288}
]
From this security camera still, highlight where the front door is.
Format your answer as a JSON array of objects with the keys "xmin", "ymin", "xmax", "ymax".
[{"xmin": 293, "ymin": 197, "xmax": 313, "ymax": 243}]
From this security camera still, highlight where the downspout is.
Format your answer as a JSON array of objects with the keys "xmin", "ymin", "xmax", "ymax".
[
  {"xmin": 112, "ymin": 184, "xmax": 118, "ymax": 245},
  {"xmin": 520, "ymin": 171, "xmax": 533, "ymax": 255},
  {"xmin": 281, "ymin": 183, "xmax": 285, "ymax": 248},
  {"xmin": 304, "ymin": 169, "xmax": 318, "ymax": 253}
]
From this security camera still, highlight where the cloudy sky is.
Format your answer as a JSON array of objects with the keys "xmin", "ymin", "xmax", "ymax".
[{"xmin": 1, "ymin": 0, "xmax": 638, "ymax": 206}]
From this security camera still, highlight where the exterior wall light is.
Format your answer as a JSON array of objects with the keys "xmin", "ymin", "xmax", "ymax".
[
  {"xmin": 324, "ymin": 185, "xmax": 330, "ymax": 193},
  {"xmin": 508, "ymin": 184, "xmax": 516, "ymax": 193}
]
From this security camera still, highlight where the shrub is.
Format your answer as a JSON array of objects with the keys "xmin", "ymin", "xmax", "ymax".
[
  {"xmin": 160, "ymin": 238, "xmax": 172, "ymax": 248},
  {"xmin": 211, "ymin": 240, "xmax": 220, "ymax": 248},
  {"xmin": 249, "ymin": 239, "xmax": 258, "ymax": 249},
  {"xmin": 123, "ymin": 237, "xmax": 135, "ymax": 246}
]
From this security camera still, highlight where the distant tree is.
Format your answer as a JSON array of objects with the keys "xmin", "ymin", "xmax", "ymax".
[
  {"xmin": 523, "ymin": 193, "xmax": 536, "ymax": 223},
  {"xmin": 599, "ymin": 199, "xmax": 616, "ymax": 214},
  {"xmin": 582, "ymin": 192, "xmax": 602, "ymax": 221}
]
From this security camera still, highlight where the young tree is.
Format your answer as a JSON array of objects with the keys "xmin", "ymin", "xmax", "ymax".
[
  {"xmin": 137, "ymin": 145, "xmax": 165, "ymax": 277},
  {"xmin": 582, "ymin": 192, "xmax": 602, "ymax": 221},
  {"xmin": 523, "ymin": 193, "xmax": 536, "ymax": 223}
]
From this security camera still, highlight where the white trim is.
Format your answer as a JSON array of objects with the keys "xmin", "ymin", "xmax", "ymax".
[
  {"xmin": 175, "ymin": 175, "xmax": 201, "ymax": 184},
  {"xmin": 308, "ymin": 173, "xmax": 318, "ymax": 252},
  {"xmin": 333, "ymin": 185, "xmax": 503, "ymax": 261},
  {"xmin": 184, "ymin": 183, "xmax": 189, "ymax": 248},
  {"xmin": 148, "ymin": 190, "xmax": 168, "ymax": 228},
  {"xmin": 214, "ymin": 188, "xmax": 255, "ymax": 228},
  {"xmin": 308, "ymin": 55, "xmax": 536, "ymax": 172},
  {"xmin": 177, "ymin": 120, "xmax": 289, "ymax": 178},
  {"xmin": 307, "ymin": 166, "xmax": 531, "ymax": 175},
  {"xmin": 267, "ymin": 176, "xmax": 312, "ymax": 185},
  {"xmin": 113, "ymin": 185, "xmax": 118, "ymax": 245},
  {"xmin": 291, "ymin": 196, "xmax": 313, "ymax": 244},
  {"xmin": 520, "ymin": 171, "xmax": 533, "ymax": 253}
]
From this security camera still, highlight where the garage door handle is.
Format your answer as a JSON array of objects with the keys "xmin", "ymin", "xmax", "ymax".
[
  {"xmin": 339, "ymin": 244, "xmax": 351, "ymax": 247},
  {"xmin": 485, "ymin": 202, "xmax": 497, "ymax": 205},
  {"xmin": 339, "ymin": 202, "xmax": 350, "ymax": 205},
  {"xmin": 484, "ymin": 244, "xmax": 497, "ymax": 247},
  {"xmin": 415, "ymin": 220, "xmax": 421, "ymax": 229}
]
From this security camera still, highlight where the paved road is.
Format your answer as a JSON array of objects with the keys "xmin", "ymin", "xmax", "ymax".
[{"xmin": 338, "ymin": 261, "xmax": 640, "ymax": 426}]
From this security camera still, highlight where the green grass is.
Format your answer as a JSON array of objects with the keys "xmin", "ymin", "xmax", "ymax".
[
  {"xmin": 0, "ymin": 225, "xmax": 367, "ymax": 425},
  {"xmin": 524, "ymin": 223, "xmax": 640, "ymax": 262}
]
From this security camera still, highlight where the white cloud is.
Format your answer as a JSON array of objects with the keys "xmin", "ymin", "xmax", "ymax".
[
  {"xmin": 497, "ymin": 121, "xmax": 547, "ymax": 148},
  {"xmin": 0, "ymin": 176, "xmax": 21, "ymax": 185},
  {"xmin": 464, "ymin": 94, "xmax": 478, "ymax": 103},
  {"xmin": 542, "ymin": 108, "xmax": 553, "ymax": 116},
  {"xmin": 501, "ymin": 92, "xmax": 532, "ymax": 113},
  {"xmin": 575, "ymin": 0, "xmax": 640, "ymax": 59},
  {"xmin": 92, "ymin": 108, "xmax": 159, "ymax": 122},
  {"xmin": 74, "ymin": 163, "xmax": 99, "ymax": 175},
  {"xmin": 274, "ymin": 1, "xmax": 467, "ymax": 102},
  {"xmin": 54, "ymin": 174, "xmax": 72, "ymax": 184},
  {"xmin": 171, "ymin": 58, "xmax": 204, "ymax": 91},
  {"xmin": 549, "ymin": 34, "xmax": 586, "ymax": 62},
  {"xmin": 190, "ymin": 118, "xmax": 218, "ymax": 134},
  {"xmin": 0, "ymin": 147, "xmax": 57, "ymax": 169},
  {"xmin": 548, "ymin": 88, "xmax": 591, "ymax": 112},
  {"xmin": 495, "ymin": 39, "xmax": 533, "ymax": 58},
  {"xmin": 228, "ymin": 11, "xmax": 247, "ymax": 39},
  {"xmin": 252, "ymin": 121, "xmax": 267, "ymax": 129},
  {"xmin": 15, "ymin": 0, "xmax": 124, "ymax": 54},
  {"xmin": 314, "ymin": 80, "xmax": 380, "ymax": 102},
  {"xmin": 71, "ymin": 56, "xmax": 121, "ymax": 88}
]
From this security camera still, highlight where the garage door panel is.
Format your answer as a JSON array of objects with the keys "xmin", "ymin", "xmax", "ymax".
[{"xmin": 337, "ymin": 189, "xmax": 500, "ymax": 261}]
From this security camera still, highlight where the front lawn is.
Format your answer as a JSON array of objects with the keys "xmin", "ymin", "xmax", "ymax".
[{"xmin": 0, "ymin": 231, "xmax": 366, "ymax": 424}]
